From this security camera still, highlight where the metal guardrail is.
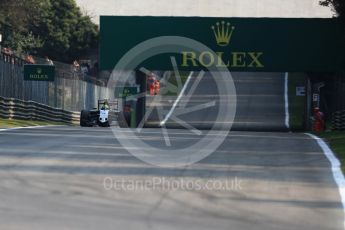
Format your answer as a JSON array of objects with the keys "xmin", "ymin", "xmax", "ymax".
[
  {"xmin": 0, "ymin": 96, "xmax": 80, "ymax": 124},
  {"xmin": 332, "ymin": 110, "xmax": 345, "ymax": 130}
]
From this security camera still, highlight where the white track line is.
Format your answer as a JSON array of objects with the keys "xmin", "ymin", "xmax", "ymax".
[
  {"xmin": 160, "ymin": 71, "xmax": 194, "ymax": 126},
  {"xmin": 306, "ymin": 133, "xmax": 345, "ymax": 229},
  {"xmin": 284, "ymin": 72, "xmax": 290, "ymax": 129}
]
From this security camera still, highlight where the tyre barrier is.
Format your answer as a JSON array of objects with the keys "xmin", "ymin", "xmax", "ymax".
[
  {"xmin": 332, "ymin": 110, "xmax": 345, "ymax": 130},
  {"xmin": 0, "ymin": 96, "xmax": 80, "ymax": 124}
]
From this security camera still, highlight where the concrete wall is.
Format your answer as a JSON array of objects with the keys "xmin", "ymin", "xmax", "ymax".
[{"xmin": 76, "ymin": 0, "xmax": 333, "ymax": 24}]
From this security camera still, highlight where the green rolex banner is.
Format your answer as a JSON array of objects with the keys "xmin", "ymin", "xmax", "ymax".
[
  {"xmin": 100, "ymin": 16, "xmax": 345, "ymax": 72},
  {"xmin": 24, "ymin": 65, "xmax": 55, "ymax": 82}
]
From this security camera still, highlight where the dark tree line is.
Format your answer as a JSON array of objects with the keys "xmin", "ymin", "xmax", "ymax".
[
  {"xmin": 320, "ymin": 0, "xmax": 345, "ymax": 18},
  {"xmin": 0, "ymin": 0, "xmax": 98, "ymax": 62}
]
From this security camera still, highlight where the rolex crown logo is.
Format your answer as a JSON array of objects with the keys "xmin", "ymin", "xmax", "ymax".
[
  {"xmin": 211, "ymin": 21, "xmax": 235, "ymax": 47},
  {"xmin": 37, "ymin": 68, "xmax": 42, "ymax": 74}
]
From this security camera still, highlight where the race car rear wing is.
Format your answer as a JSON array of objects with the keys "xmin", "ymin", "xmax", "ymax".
[{"xmin": 98, "ymin": 99, "xmax": 120, "ymax": 112}]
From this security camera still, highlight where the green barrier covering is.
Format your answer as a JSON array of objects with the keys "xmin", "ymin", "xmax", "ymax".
[{"xmin": 100, "ymin": 16, "xmax": 345, "ymax": 72}]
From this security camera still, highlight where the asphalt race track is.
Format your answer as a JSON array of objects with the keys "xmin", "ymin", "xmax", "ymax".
[
  {"xmin": 0, "ymin": 126, "xmax": 343, "ymax": 230},
  {"xmin": 146, "ymin": 72, "xmax": 288, "ymax": 131},
  {"xmin": 0, "ymin": 72, "xmax": 343, "ymax": 230}
]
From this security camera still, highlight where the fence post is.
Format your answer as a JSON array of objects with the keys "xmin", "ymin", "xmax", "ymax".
[
  {"xmin": 306, "ymin": 77, "xmax": 312, "ymax": 130},
  {"xmin": 62, "ymin": 77, "xmax": 65, "ymax": 110}
]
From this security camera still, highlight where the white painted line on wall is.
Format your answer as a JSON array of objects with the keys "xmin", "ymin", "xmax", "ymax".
[
  {"xmin": 306, "ymin": 133, "xmax": 345, "ymax": 229},
  {"xmin": 284, "ymin": 72, "xmax": 290, "ymax": 129},
  {"xmin": 160, "ymin": 71, "xmax": 194, "ymax": 126}
]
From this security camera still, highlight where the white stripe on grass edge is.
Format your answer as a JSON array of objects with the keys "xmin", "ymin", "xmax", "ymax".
[
  {"xmin": 284, "ymin": 72, "xmax": 290, "ymax": 129},
  {"xmin": 306, "ymin": 133, "xmax": 345, "ymax": 229},
  {"xmin": 0, "ymin": 125, "xmax": 61, "ymax": 132},
  {"xmin": 160, "ymin": 71, "xmax": 194, "ymax": 126}
]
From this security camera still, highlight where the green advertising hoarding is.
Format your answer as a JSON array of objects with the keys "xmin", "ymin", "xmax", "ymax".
[
  {"xmin": 114, "ymin": 86, "xmax": 139, "ymax": 98},
  {"xmin": 100, "ymin": 16, "xmax": 345, "ymax": 72},
  {"xmin": 24, "ymin": 65, "xmax": 55, "ymax": 81}
]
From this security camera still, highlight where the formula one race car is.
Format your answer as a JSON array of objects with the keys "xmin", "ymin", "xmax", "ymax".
[{"xmin": 80, "ymin": 99, "xmax": 118, "ymax": 127}]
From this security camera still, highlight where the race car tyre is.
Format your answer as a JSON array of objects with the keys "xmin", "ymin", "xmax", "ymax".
[{"xmin": 80, "ymin": 110, "xmax": 90, "ymax": 127}]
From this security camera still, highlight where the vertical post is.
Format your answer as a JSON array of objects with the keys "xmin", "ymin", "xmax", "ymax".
[
  {"xmin": 130, "ymin": 100, "xmax": 137, "ymax": 128},
  {"xmin": 135, "ymin": 70, "xmax": 146, "ymax": 127},
  {"xmin": 62, "ymin": 77, "xmax": 65, "ymax": 110},
  {"xmin": 0, "ymin": 33, "xmax": 2, "ymax": 55},
  {"xmin": 306, "ymin": 76, "xmax": 312, "ymax": 130},
  {"xmin": 54, "ymin": 79, "xmax": 58, "ymax": 108}
]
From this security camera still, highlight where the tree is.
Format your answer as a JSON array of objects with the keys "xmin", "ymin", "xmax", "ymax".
[
  {"xmin": 0, "ymin": 0, "xmax": 98, "ymax": 62},
  {"xmin": 320, "ymin": 0, "xmax": 345, "ymax": 18},
  {"xmin": 6, "ymin": 31, "xmax": 44, "ymax": 55},
  {"xmin": 37, "ymin": 0, "xmax": 98, "ymax": 61},
  {"xmin": 0, "ymin": 0, "xmax": 46, "ymax": 54}
]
